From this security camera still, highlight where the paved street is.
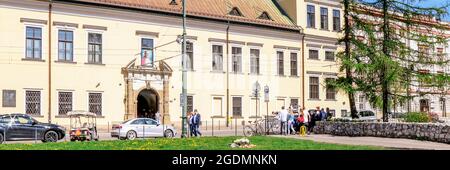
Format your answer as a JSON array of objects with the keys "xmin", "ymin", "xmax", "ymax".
[{"xmin": 272, "ymin": 134, "xmax": 450, "ymax": 150}]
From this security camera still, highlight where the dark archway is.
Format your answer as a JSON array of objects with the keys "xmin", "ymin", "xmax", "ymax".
[
  {"xmin": 420, "ymin": 99, "xmax": 429, "ymax": 113},
  {"xmin": 137, "ymin": 89, "xmax": 159, "ymax": 119}
]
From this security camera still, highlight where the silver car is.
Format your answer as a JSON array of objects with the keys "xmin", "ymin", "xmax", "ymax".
[{"xmin": 111, "ymin": 118, "xmax": 177, "ymax": 140}]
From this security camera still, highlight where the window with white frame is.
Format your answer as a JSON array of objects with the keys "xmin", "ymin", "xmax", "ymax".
[
  {"xmin": 309, "ymin": 77, "xmax": 319, "ymax": 99},
  {"xmin": 58, "ymin": 30, "xmax": 73, "ymax": 61},
  {"xmin": 186, "ymin": 42, "xmax": 194, "ymax": 70},
  {"xmin": 309, "ymin": 49, "xmax": 319, "ymax": 59},
  {"xmin": 212, "ymin": 45, "xmax": 223, "ymax": 71},
  {"xmin": 2, "ymin": 90, "xmax": 16, "ymax": 107},
  {"xmin": 325, "ymin": 78, "xmax": 336, "ymax": 100},
  {"xmin": 277, "ymin": 51, "xmax": 284, "ymax": 75},
  {"xmin": 141, "ymin": 38, "xmax": 154, "ymax": 67},
  {"xmin": 325, "ymin": 51, "xmax": 335, "ymax": 61},
  {"xmin": 88, "ymin": 33, "xmax": 102, "ymax": 64},
  {"xmin": 232, "ymin": 97, "xmax": 242, "ymax": 117},
  {"xmin": 307, "ymin": 5, "xmax": 315, "ymax": 28},
  {"xmin": 333, "ymin": 10, "xmax": 341, "ymax": 31},
  {"xmin": 290, "ymin": 52, "xmax": 298, "ymax": 76},
  {"xmin": 250, "ymin": 49, "xmax": 260, "ymax": 74},
  {"xmin": 25, "ymin": 27, "xmax": 42, "ymax": 59},
  {"xmin": 320, "ymin": 7, "xmax": 328, "ymax": 30},
  {"xmin": 232, "ymin": 47, "xmax": 242, "ymax": 73}
]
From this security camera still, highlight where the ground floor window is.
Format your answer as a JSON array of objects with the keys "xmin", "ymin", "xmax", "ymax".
[
  {"xmin": 290, "ymin": 98, "xmax": 298, "ymax": 113},
  {"xmin": 25, "ymin": 90, "xmax": 41, "ymax": 115},
  {"xmin": 213, "ymin": 97, "xmax": 223, "ymax": 116},
  {"xmin": 341, "ymin": 109, "xmax": 348, "ymax": 117},
  {"xmin": 89, "ymin": 93, "xmax": 102, "ymax": 116},
  {"xmin": 187, "ymin": 95, "xmax": 193, "ymax": 113},
  {"xmin": 58, "ymin": 92, "xmax": 73, "ymax": 115},
  {"xmin": 232, "ymin": 97, "xmax": 242, "ymax": 117},
  {"xmin": 2, "ymin": 90, "xmax": 16, "ymax": 107}
]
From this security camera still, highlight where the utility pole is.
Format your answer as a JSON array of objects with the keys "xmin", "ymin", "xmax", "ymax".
[
  {"xmin": 226, "ymin": 21, "xmax": 230, "ymax": 127},
  {"xmin": 181, "ymin": 0, "xmax": 188, "ymax": 138}
]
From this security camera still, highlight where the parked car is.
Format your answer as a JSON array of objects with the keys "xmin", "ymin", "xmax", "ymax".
[
  {"xmin": 111, "ymin": 118, "xmax": 177, "ymax": 140},
  {"xmin": 356, "ymin": 110, "xmax": 377, "ymax": 121},
  {"xmin": 0, "ymin": 113, "xmax": 66, "ymax": 144}
]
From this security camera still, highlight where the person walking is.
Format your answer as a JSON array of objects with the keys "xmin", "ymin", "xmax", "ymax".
[
  {"xmin": 155, "ymin": 111, "xmax": 161, "ymax": 124},
  {"xmin": 193, "ymin": 109, "xmax": 202, "ymax": 137},
  {"xmin": 309, "ymin": 107, "xmax": 321, "ymax": 134},
  {"xmin": 302, "ymin": 107, "xmax": 310, "ymax": 135},
  {"xmin": 326, "ymin": 107, "xmax": 332, "ymax": 120},
  {"xmin": 287, "ymin": 108, "xmax": 295, "ymax": 135},
  {"xmin": 188, "ymin": 112, "xmax": 196, "ymax": 137},
  {"xmin": 279, "ymin": 106, "xmax": 288, "ymax": 135},
  {"xmin": 320, "ymin": 108, "xmax": 327, "ymax": 121}
]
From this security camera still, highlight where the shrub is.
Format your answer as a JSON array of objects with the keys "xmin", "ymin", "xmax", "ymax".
[
  {"xmin": 428, "ymin": 112, "xmax": 440, "ymax": 123},
  {"xmin": 403, "ymin": 112, "xmax": 430, "ymax": 123}
]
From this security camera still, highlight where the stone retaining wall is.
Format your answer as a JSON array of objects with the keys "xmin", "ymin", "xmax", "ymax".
[{"xmin": 313, "ymin": 121, "xmax": 450, "ymax": 144}]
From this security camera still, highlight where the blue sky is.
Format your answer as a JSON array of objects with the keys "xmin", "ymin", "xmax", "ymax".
[{"xmin": 415, "ymin": 0, "xmax": 450, "ymax": 21}]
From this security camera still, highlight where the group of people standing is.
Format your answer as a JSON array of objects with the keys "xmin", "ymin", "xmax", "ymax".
[
  {"xmin": 277, "ymin": 106, "xmax": 332, "ymax": 135},
  {"xmin": 188, "ymin": 109, "xmax": 202, "ymax": 137}
]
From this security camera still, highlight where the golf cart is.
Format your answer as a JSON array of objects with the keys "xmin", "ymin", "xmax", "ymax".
[{"xmin": 68, "ymin": 111, "xmax": 99, "ymax": 142}]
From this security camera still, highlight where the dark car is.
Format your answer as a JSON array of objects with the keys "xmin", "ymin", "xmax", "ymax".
[{"xmin": 0, "ymin": 113, "xmax": 66, "ymax": 144}]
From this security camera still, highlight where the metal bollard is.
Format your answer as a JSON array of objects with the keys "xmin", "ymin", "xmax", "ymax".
[
  {"xmin": 218, "ymin": 120, "xmax": 220, "ymax": 130},
  {"xmin": 206, "ymin": 120, "xmax": 208, "ymax": 131},
  {"xmin": 235, "ymin": 118, "xmax": 237, "ymax": 136},
  {"xmin": 211, "ymin": 118, "xmax": 214, "ymax": 136},
  {"xmin": 108, "ymin": 122, "xmax": 110, "ymax": 133}
]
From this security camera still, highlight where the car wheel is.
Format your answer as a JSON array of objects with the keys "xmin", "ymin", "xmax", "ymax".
[
  {"xmin": 44, "ymin": 131, "xmax": 59, "ymax": 143},
  {"xmin": 164, "ymin": 130, "xmax": 174, "ymax": 138},
  {"xmin": 0, "ymin": 133, "xmax": 4, "ymax": 144},
  {"xmin": 126, "ymin": 130, "xmax": 137, "ymax": 140}
]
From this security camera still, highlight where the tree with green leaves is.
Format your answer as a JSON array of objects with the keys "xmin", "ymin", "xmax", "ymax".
[{"xmin": 328, "ymin": 0, "xmax": 450, "ymax": 122}]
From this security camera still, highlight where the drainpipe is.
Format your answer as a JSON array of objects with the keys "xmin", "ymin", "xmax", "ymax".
[
  {"xmin": 226, "ymin": 21, "xmax": 230, "ymax": 127},
  {"xmin": 48, "ymin": 0, "xmax": 53, "ymax": 123},
  {"xmin": 299, "ymin": 28, "xmax": 305, "ymax": 108}
]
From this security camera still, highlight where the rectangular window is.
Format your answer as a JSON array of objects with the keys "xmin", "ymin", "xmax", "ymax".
[
  {"xmin": 307, "ymin": 5, "xmax": 315, "ymax": 28},
  {"xmin": 333, "ymin": 10, "xmax": 341, "ymax": 31},
  {"xmin": 320, "ymin": 7, "xmax": 328, "ymax": 30},
  {"xmin": 25, "ymin": 27, "xmax": 42, "ymax": 59},
  {"xmin": 232, "ymin": 97, "xmax": 242, "ymax": 117},
  {"xmin": 309, "ymin": 77, "xmax": 319, "ymax": 99},
  {"xmin": 232, "ymin": 47, "xmax": 242, "ymax": 73},
  {"xmin": 141, "ymin": 38, "xmax": 154, "ymax": 66},
  {"xmin": 250, "ymin": 49, "xmax": 260, "ymax": 74},
  {"xmin": 309, "ymin": 49, "xmax": 319, "ymax": 59},
  {"xmin": 277, "ymin": 51, "xmax": 284, "ymax": 75},
  {"xmin": 88, "ymin": 33, "xmax": 102, "ymax": 64},
  {"xmin": 329, "ymin": 110, "xmax": 336, "ymax": 117},
  {"xmin": 187, "ymin": 95, "xmax": 193, "ymax": 113},
  {"xmin": 2, "ymin": 90, "xmax": 16, "ymax": 107},
  {"xmin": 290, "ymin": 98, "xmax": 299, "ymax": 113},
  {"xmin": 58, "ymin": 30, "xmax": 73, "ymax": 61},
  {"xmin": 186, "ymin": 42, "xmax": 194, "ymax": 70},
  {"xmin": 213, "ymin": 97, "xmax": 223, "ymax": 116},
  {"xmin": 325, "ymin": 51, "xmax": 335, "ymax": 61},
  {"xmin": 290, "ymin": 52, "xmax": 298, "ymax": 76},
  {"xmin": 88, "ymin": 93, "xmax": 102, "ymax": 116},
  {"xmin": 25, "ymin": 91, "xmax": 40, "ymax": 115},
  {"xmin": 341, "ymin": 109, "xmax": 348, "ymax": 117},
  {"xmin": 212, "ymin": 45, "xmax": 223, "ymax": 71},
  {"xmin": 437, "ymin": 48, "xmax": 444, "ymax": 63},
  {"xmin": 325, "ymin": 78, "xmax": 336, "ymax": 100},
  {"xmin": 58, "ymin": 92, "xmax": 72, "ymax": 115}
]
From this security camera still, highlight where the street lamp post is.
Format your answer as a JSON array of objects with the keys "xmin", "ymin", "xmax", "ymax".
[
  {"xmin": 180, "ymin": 0, "xmax": 188, "ymax": 138},
  {"xmin": 264, "ymin": 85, "xmax": 269, "ymax": 135},
  {"xmin": 253, "ymin": 81, "xmax": 260, "ymax": 134}
]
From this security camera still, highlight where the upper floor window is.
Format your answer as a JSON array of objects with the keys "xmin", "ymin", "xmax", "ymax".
[
  {"xmin": 325, "ymin": 51, "xmax": 335, "ymax": 61},
  {"xmin": 309, "ymin": 49, "xmax": 319, "ymax": 60},
  {"xmin": 277, "ymin": 51, "xmax": 284, "ymax": 76},
  {"xmin": 333, "ymin": 10, "xmax": 341, "ymax": 31},
  {"xmin": 309, "ymin": 77, "xmax": 319, "ymax": 99},
  {"xmin": 25, "ymin": 27, "xmax": 42, "ymax": 59},
  {"xmin": 141, "ymin": 38, "xmax": 154, "ymax": 67},
  {"xmin": 307, "ymin": 5, "xmax": 315, "ymax": 28},
  {"xmin": 320, "ymin": 7, "xmax": 328, "ymax": 30},
  {"xmin": 232, "ymin": 47, "xmax": 242, "ymax": 73},
  {"xmin": 290, "ymin": 52, "xmax": 298, "ymax": 76},
  {"xmin": 250, "ymin": 49, "xmax": 260, "ymax": 74},
  {"xmin": 212, "ymin": 45, "xmax": 223, "ymax": 71},
  {"xmin": 186, "ymin": 42, "xmax": 194, "ymax": 70},
  {"xmin": 58, "ymin": 30, "xmax": 73, "ymax": 61},
  {"xmin": 325, "ymin": 78, "xmax": 336, "ymax": 100},
  {"xmin": 88, "ymin": 33, "xmax": 102, "ymax": 64}
]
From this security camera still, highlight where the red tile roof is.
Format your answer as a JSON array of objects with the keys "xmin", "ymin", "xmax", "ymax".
[{"xmin": 65, "ymin": 0, "xmax": 299, "ymax": 30}]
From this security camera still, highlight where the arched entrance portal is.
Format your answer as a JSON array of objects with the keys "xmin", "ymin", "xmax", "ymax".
[{"xmin": 137, "ymin": 89, "xmax": 159, "ymax": 119}]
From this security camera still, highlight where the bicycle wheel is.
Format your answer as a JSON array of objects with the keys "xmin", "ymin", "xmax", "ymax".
[{"xmin": 243, "ymin": 125, "xmax": 255, "ymax": 137}]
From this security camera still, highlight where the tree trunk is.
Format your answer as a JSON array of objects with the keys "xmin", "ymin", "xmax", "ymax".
[{"xmin": 344, "ymin": 0, "xmax": 358, "ymax": 118}]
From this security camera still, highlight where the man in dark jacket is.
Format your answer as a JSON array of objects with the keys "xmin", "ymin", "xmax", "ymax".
[{"xmin": 193, "ymin": 109, "xmax": 202, "ymax": 137}]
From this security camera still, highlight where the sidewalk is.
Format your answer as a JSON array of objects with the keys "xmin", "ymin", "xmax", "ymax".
[{"xmin": 272, "ymin": 134, "xmax": 450, "ymax": 150}]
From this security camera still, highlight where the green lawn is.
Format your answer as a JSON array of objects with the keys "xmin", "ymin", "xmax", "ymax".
[{"xmin": 0, "ymin": 136, "xmax": 385, "ymax": 150}]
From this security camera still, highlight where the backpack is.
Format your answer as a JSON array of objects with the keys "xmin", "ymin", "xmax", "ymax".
[{"xmin": 297, "ymin": 115, "xmax": 304, "ymax": 123}]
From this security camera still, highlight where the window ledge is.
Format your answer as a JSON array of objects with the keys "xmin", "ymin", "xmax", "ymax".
[
  {"xmin": 210, "ymin": 115, "xmax": 225, "ymax": 119},
  {"xmin": 248, "ymin": 73, "xmax": 262, "ymax": 76},
  {"xmin": 230, "ymin": 116, "xmax": 244, "ymax": 119},
  {"xmin": 22, "ymin": 58, "xmax": 45, "ymax": 62},
  {"xmin": 308, "ymin": 58, "xmax": 320, "ymax": 61},
  {"xmin": 325, "ymin": 99, "xmax": 337, "ymax": 101},
  {"xmin": 307, "ymin": 27, "xmax": 316, "ymax": 29},
  {"xmin": 55, "ymin": 60, "xmax": 77, "ymax": 64},
  {"xmin": 277, "ymin": 75, "xmax": 286, "ymax": 77},
  {"xmin": 30, "ymin": 115, "xmax": 44, "ymax": 118},
  {"xmin": 230, "ymin": 72, "xmax": 245, "ymax": 75},
  {"xmin": 210, "ymin": 70, "xmax": 225, "ymax": 74},
  {"xmin": 320, "ymin": 29, "xmax": 330, "ymax": 31},
  {"xmin": 289, "ymin": 75, "xmax": 300, "ymax": 78},
  {"xmin": 308, "ymin": 98, "xmax": 321, "ymax": 101},
  {"xmin": 178, "ymin": 69, "xmax": 196, "ymax": 72},
  {"xmin": 84, "ymin": 62, "xmax": 105, "ymax": 66},
  {"xmin": 324, "ymin": 59, "xmax": 335, "ymax": 62},
  {"xmin": 55, "ymin": 115, "xmax": 69, "ymax": 118}
]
